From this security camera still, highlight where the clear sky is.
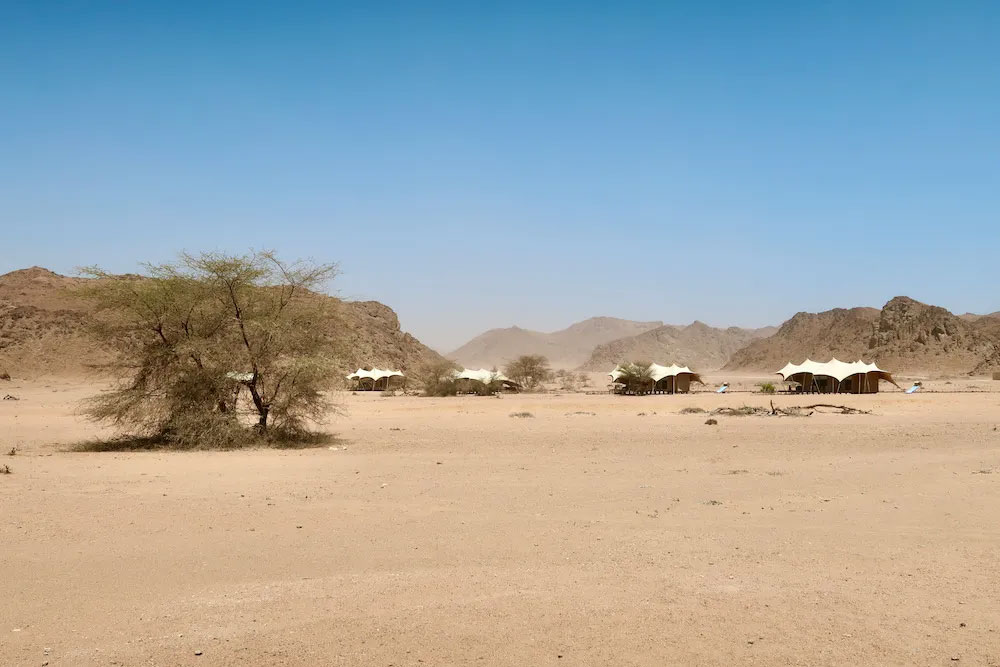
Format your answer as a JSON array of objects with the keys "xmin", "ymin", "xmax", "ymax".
[{"xmin": 2, "ymin": 2, "xmax": 998, "ymax": 352}]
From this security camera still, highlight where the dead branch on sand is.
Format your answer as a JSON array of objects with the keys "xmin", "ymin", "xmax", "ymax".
[
  {"xmin": 709, "ymin": 401, "xmax": 873, "ymax": 418},
  {"xmin": 795, "ymin": 403, "xmax": 872, "ymax": 415}
]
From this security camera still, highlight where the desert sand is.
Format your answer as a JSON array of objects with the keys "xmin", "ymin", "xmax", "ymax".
[{"xmin": 3, "ymin": 376, "xmax": 1000, "ymax": 666}]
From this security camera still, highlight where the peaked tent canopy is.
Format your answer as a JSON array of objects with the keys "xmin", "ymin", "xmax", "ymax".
[
  {"xmin": 775, "ymin": 358, "xmax": 899, "ymax": 394},
  {"xmin": 346, "ymin": 368, "xmax": 405, "ymax": 390},
  {"xmin": 609, "ymin": 363, "xmax": 703, "ymax": 394}
]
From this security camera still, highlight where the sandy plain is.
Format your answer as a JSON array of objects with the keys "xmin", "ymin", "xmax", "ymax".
[{"xmin": 2, "ymin": 375, "xmax": 1000, "ymax": 666}]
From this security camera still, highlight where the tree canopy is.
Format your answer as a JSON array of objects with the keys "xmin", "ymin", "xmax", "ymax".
[
  {"xmin": 79, "ymin": 251, "xmax": 342, "ymax": 447},
  {"xmin": 504, "ymin": 354, "xmax": 552, "ymax": 392}
]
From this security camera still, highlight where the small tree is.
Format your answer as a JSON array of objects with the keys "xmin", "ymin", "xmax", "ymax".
[
  {"xmin": 418, "ymin": 359, "xmax": 460, "ymax": 396},
  {"xmin": 504, "ymin": 354, "xmax": 552, "ymax": 392},
  {"xmin": 79, "ymin": 251, "xmax": 341, "ymax": 447},
  {"xmin": 616, "ymin": 361, "xmax": 654, "ymax": 395}
]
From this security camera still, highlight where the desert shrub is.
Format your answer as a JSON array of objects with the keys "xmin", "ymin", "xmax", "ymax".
[
  {"xmin": 704, "ymin": 418, "xmax": 718, "ymax": 425},
  {"xmin": 509, "ymin": 411, "xmax": 534, "ymax": 418},
  {"xmin": 616, "ymin": 361, "xmax": 654, "ymax": 395},
  {"xmin": 757, "ymin": 382, "xmax": 776, "ymax": 394},
  {"xmin": 418, "ymin": 359, "xmax": 460, "ymax": 396},
  {"xmin": 0, "ymin": 370, "xmax": 10, "ymax": 381},
  {"xmin": 504, "ymin": 355, "xmax": 552, "ymax": 392},
  {"xmin": 680, "ymin": 407, "xmax": 706, "ymax": 414}
]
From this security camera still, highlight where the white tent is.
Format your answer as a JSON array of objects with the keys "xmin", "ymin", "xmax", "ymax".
[
  {"xmin": 346, "ymin": 368, "xmax": 405, "ymax": 390},
  {"xmin": 775, "ymin": 358, "xmax": 898, "ymax": 394},
  {"xmin": 609, "ymin": 363, "xmax": 703, "ymax": 394},
  {"xmin": 453, "ymin": 368, "xmax": 520, "ymax": 391}
]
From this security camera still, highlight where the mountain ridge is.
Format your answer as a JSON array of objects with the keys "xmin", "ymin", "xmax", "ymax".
[
  {"xmin": 447, "ymin": 316, "xmax": 664, "ymax": 369},
  {"xmin": 724, "ymin": 297, "xmax": 1000, "ymax": 375},
  {"xmin": 0, "ymin": 267, "xmax": 444, "ymax": 378}
]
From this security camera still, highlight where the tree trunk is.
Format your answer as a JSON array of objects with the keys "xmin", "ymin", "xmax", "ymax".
[{"xmin": 247, "ymin": 383, "xmax": 269, "ymax": 432}]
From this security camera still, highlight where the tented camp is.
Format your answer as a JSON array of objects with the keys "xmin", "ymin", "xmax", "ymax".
[
  {"xmin": 453, "ymin": 368, "xmax": 521, "ymax": 393},
  {"xmin": 346, "ymin": 368, "xmax": 405, "ymax": 391},
  {"xmin": 775, "ymin": 359, "xmax": 899, "ymax": 394},
  {"xmin": 609, "ymin": 363, "xmax": 704, "ymax": 395}
]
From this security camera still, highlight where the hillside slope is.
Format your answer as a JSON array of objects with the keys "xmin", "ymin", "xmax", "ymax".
[
  {"xmin": 0, "ymin": 267, "xmax": 443, "ymax": 378},
  {"xmin": 724, "ymin": 297, "xmax": 1000, "ymax": 375},
  {"xmin": 448, "ymin": 316, "xmax": 663, "ymax": 369},
  {"xmin": 578, "ymin": 321, "xmax": 775, "ymax": 371}
]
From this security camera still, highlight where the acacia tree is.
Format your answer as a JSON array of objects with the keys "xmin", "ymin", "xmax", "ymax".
[
  {"xmin": 417, "ymin": 359, "xmax": 460, "ymax": 397},
  {"xmin": 80, "ymin": 251, "xmax": 342, "ymax": 446},
  {"xmin": 504, "ymin": 354, "xmax": 552, "ymax": 392}
]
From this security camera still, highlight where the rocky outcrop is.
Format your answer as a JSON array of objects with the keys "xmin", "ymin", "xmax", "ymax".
[
  {"xmin": 725, "ymin": 297, "xmax": 1000, "ymax": 375},
  {"xmin": 0, "ymin": 267, "xmax": 444, "ymax": 378}
]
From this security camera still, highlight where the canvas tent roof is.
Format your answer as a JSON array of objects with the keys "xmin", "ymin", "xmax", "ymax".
[
  {"xmin": 775, "ymin": 358, "xmax": 899, "ymax": 387},
  {"xmin": 346, "ymin": 368, "xmax": 405, "ymax": 382},
  {"xmin": 609, "ymin": 363, "xmax": 702, "ymax": 383},
  {"xmin": 453, "ymin": 368, "xmax": 517, "ymax": 385}
]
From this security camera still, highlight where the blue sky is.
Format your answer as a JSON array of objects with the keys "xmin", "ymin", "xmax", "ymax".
[{"xmin": 2, "ymin": 1, "xmax": 998, "ymax": 351}]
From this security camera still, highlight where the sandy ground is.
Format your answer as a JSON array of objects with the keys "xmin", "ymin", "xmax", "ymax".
[{"xmin": 3, "ymin": 376, "xmax": 1000, "ymax": 666}]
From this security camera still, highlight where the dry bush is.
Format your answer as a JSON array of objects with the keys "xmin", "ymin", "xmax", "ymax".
[
  {"xmin": 417, "ymin": 359, "xmax": 460, "ymax": 397},
  {"xmin": 509, "ymin": 411, "xmax": 534, "ymax": 418},
  {"xmin": 505, "ymin": 355, "xmax": 552, "ymax": 392}
]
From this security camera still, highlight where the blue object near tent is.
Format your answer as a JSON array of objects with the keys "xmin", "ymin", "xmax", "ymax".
[
  {"xmin": 716, "ymin": 384, "xmax": 729, "ymax": 394},
  {"xmin": 905, "ymin": 384, "xmax": 920, "ymax": 394}
]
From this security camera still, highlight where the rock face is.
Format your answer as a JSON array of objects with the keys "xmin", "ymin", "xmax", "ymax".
[
  {"xmin": 0, "ymin": 268, "xmax": 103, "ymax": 376},
  {"xmin": 337, "ymin": 300, "xmax": 444, "ymax": 373},
  {"xmin": 724, "ymin": 297, "xmax": 1000, "ymax": 375},
  {"xmin": 0, "ymin": 267, "xmax": 444, "ymax": 378},
  {"xmin": 579, "ymin": 321, "xmax": 776, "ymax": 372},
  {"xmin": 869, "ymin": 297, "xmax": 1000, "ymax": 374},
  {"xmin": 448, "ymin": 317, "xmax": 664, "ymax": 370},
  {"xmin": 723, "ymin": 308, "xmax": 881, "ymax": 373}
]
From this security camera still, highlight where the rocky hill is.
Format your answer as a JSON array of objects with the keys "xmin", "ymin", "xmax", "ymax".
[
  {"xmin": 724, "ymin": 297, "xmax": 1000, "ymax": 375},
  {"xmin": 0, "ymin": 267, "xmax": 443, "ymax": 378},
  {"xmin": 578, "ymin": 321, "xmax": 776, "ymax": 372},
  {"xmin": 448, "ymin": 316, "xmax": 663, "ymax": 370}
]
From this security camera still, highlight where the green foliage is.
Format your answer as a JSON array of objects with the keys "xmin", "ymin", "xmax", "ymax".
[
  {"xmin": 418, "ymin": 359, "xmax": 460, "ymax": 396},
  {"xmin": 757, "ymin": 382, "xmax": 776, "ymax": 394},
  {"xmin": 78, "ymin": 250, "xmax": 342, "ymax": 447},
  {"xmin": 616, "ymin": 361, "xmax": 654, "ymax": 395},
  {"xmin": 504, "ymin": 355, "xmax": 552, "ymax": 392}
]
